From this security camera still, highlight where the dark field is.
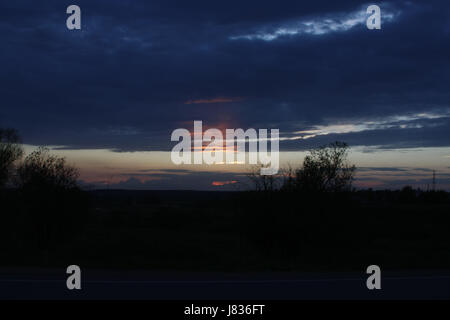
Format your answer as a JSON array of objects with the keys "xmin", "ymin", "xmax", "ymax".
[{"xmin": 1, "ymin": 189, "xmax": 449, "ymax": 273}]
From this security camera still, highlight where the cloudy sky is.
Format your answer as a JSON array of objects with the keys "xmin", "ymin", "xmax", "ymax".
[{"xmin": 1, "ymin": 0, "xmax": 449, "ymax": 190}]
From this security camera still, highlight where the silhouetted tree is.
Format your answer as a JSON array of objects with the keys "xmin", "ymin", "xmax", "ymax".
[
  {"xmin": 294, "ymin": 141, "xmax": 355, "ymax": 193},
  {"xmin": 0, "ymin": 128, "xmax": 23, "ymax": 188},
  {"xmin": 17, "ymin": 147, "xmax": 79, "ymax": 191},
  {"xmin": 246, "ymin": 164, "xmax": 280, "ymax": 191}
]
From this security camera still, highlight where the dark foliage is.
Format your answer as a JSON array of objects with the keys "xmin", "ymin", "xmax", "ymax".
[{"xmin": 287, "ymin": 141, "xmax": 355, "ymax": 193}]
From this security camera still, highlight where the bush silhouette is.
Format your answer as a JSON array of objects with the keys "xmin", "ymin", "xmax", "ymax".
[
  {"xmin": 292, "ymin": 141, "xmax": 355, "ymax": 193},
  {"xmin": 17, "ymin": 147, "xmax": 79, "ymax": 191}
]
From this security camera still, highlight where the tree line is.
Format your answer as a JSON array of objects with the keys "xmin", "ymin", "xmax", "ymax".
[
  {"xmin": 0, "ymin": 128, "xmax": 79, "ymax": 191},
  {"xmin": 247, "ymin": 141, "xmax": 356, "ymax": 193}
]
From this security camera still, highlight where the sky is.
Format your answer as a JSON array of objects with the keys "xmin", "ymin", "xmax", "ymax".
[{"xmin": 1, "ymin": 0, "xmax": 450, "ymax": 190}]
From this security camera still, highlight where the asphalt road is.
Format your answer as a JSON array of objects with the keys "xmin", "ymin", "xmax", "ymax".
[{"xmin": 1, "ymin": 268, "xmax": 450, "ymax": 299}]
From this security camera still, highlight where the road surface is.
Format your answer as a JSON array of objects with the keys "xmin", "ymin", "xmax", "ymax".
[{"xmin": 1, "ymin": 268, "xmax": 450, "ymax": 299}]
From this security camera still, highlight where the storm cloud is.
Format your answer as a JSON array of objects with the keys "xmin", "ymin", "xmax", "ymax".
[{"xmin": 1, "ymin": 0, "xmax": 449, "ymax": 152}]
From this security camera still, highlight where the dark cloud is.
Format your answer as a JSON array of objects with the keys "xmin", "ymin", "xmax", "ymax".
[{"xmin": 0, "ymin": 0, "xmax": 449, "ymax": 151}]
